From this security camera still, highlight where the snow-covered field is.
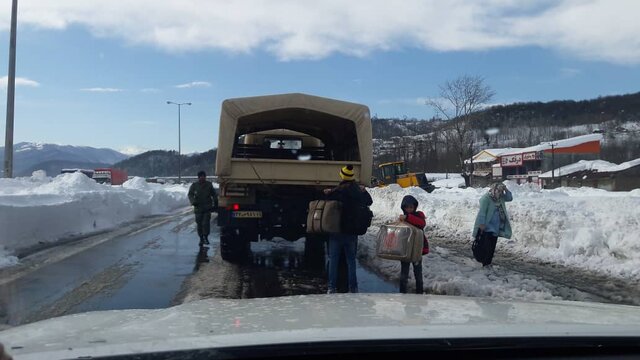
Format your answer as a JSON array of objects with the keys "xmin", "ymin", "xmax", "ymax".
[
  {"xmin": 361, "ymin": 183, "xmax": 640, "ymax": 298},
  {"xmin": 0, "ymin": 171, "xmax": 188, "ymax": 267},
  {"xmin": 425, "ymin": 173, "xmax": 465, "ymax": 188},
  {"xmin": 425, "ymin": 173, "xmax": 457, "ymax": 181}
]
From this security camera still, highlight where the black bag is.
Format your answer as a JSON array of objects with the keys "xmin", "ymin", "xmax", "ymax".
[
  {"xmin": 345, "ymin": 205, "xmax": 373, "ymax": 235},
  {"xmin": 472, "ymin": 231, "xmax": 492, "ymax": 264}
]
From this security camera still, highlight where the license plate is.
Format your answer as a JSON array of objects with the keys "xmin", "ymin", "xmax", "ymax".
[{"xmin": 232, "ymin": 211, "xmax": 262, "ymax": 218}]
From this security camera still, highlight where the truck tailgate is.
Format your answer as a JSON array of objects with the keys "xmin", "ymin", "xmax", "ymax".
[{"xmin": 221, "ymin": 158, "xmax": 364, "ymax": 186}]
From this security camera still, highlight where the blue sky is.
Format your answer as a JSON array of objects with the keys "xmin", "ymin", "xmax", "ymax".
[{"xmin": 1, "ymin": 1, "xmax": 640, "ymax": 154}]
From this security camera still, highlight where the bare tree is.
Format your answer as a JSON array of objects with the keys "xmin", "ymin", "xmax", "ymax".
[{"xmin": 426, "ymin": 75, "xmax": 495, "ymax": 186}]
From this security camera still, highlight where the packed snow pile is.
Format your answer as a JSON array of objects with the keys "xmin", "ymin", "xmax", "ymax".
[
  {"xmin": 364, "ymin": 182, "xmax": 640, "ymax": 282},
  {"xmin": 0, "ymin": 172, "xmax": 188, "ymax": 266}
]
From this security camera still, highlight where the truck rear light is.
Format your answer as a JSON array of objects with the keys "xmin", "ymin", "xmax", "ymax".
[{"xmin": 232, "ymin": 204, "xmax": 240, "ymax": 211}]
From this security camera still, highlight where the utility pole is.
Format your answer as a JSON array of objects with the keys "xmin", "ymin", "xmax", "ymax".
[
  {"xmin": 551, "ymin": 143, "xmax": 556, "ymax": 187},
  {"xmin": 4, "ymin": 0, "xmax": 18, "ymax": 178}
]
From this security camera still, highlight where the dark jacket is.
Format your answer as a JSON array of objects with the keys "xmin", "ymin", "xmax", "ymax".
[
  {"xmin": 327, "ymin": 180, "xmax": 373, "ymax": 207},
  {"xmin": 188, "ymin": 180, "xmax": 217, "ymax": 213},
  {"xmin": 327, "ymin": 180, "xmax": 373, "ymax": 233}
]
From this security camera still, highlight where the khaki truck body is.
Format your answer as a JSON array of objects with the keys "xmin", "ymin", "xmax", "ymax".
[{"xmin": 215, "ymin": 93, "xmax": 372, "ymax": 261}]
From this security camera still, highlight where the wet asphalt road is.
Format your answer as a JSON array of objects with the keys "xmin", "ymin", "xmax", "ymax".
[
  {"xmin": 0, "ymin": 214, "xmax": 196, "ymax": 326},
  {"xmin": 0, "ymin": 211, "xmax": 395, "ymax": 327}
]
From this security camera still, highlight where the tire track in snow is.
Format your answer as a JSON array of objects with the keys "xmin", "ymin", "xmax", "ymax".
[{"xmin": 432, "ymin": 235, "xmax": 640, "ymax": 305}]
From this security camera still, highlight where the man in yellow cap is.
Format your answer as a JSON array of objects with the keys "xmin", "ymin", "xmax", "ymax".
[{"xmin": 323, "ymin": 165, "xmax": 373, "ymax": 293}]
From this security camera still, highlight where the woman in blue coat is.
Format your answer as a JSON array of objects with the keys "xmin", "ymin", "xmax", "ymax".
[{"xmin": 472, "ymin": 183, "xmax": 513, "ymax": 266}]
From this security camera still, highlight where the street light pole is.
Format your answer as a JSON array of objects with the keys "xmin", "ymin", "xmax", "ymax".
[
  {"xmin": 166, "ymin": 101, "xmax": 191, "ymax": 183},
  {"xmin": 4, "ymin": 0, "xmax": 18, "ymax": 178}
]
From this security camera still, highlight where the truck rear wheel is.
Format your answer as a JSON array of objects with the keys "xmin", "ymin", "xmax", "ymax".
[{"xmin": 220, "ymin": 227, "xmax": 251, "ymax": 262}]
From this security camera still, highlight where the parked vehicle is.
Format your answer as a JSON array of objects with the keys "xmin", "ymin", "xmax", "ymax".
[
  {"xmin": 93, "ymin": 168, "xmax": 128, "ymax": 185},
  {"xmin": 215, "ymin": 93, "xmax": 372, "ymax": 261}
]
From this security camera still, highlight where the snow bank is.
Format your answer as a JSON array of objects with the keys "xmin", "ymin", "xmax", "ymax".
[
  {"xmin": 0, "ymin": 173, "xmax": 189, "ymax": 266},
  {"xmin": 365, "ymin": 182, "xmax": 640, "ymax": 280}
]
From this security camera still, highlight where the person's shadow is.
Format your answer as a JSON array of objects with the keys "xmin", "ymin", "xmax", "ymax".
[{"xmin": 193, "ymin": 246, "xmax": 210, "ymax": 271}]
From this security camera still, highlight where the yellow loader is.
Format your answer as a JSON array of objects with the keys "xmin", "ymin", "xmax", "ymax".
[{"xmin": 374, "ymin": 161, "xmax": 435, "ymax": 193}]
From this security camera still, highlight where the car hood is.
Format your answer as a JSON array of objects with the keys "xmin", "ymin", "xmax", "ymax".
[{"xmin": 3, "ymin": 294, "xmax": 640, "ymax": 359}]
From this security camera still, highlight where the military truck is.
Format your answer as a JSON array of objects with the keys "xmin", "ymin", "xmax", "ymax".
[{"xmin": 215, "ymin": 93, "xmax": 372, "ymax": 261}]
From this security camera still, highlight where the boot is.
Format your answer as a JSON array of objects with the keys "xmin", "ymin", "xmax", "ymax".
[{"xmin": 203, "ymin": 236, "xmax": 210, "ymax": 245}]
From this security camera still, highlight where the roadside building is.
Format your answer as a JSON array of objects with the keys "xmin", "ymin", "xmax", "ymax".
[
  {"xmin": 464, "ymin": 148, "xmax": 521, "ymax": 187},
  {"xmin": 539, "ymin": 158, "xmax": 640, "ymax": 191},
  {"xmin": 494, "ymin": 134, "xmax": 603, "ymax": 186}
]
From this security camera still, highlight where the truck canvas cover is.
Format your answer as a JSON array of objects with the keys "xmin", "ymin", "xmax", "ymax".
[{"xmin": 215, "ymin": 93, "xmax": 372, "ymax": 184}]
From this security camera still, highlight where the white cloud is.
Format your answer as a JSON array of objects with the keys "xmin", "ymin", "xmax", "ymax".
[
  {"xmin": 0, "ymin": 76, "xmax": 40, "ymax": 89},
  {"xmin": 174, "ymin": 81, "xmax": 211, "ymax": 89},
  {"xmin": 119, "ymin": 146, "xmax": 147, "ymax": 156},
  {"xmin": 1, "ymin": 1, "xmax": 639, "ymax": 64},
  {"xmin": 80, "ymin": 87, "xmax": 124, "ymax": 92}
]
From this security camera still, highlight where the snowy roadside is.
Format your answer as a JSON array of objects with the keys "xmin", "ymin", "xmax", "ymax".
[
  {"xmin": 358, "ymin": 229, "xmax": 604, "ymax": 302},
  {"xmin": 0, "ymin": 171, "xmax": 189, "ymax": 267},
  {"xmin": 428, "ymin": 234, "xmax": 640, "ymax": 305},
  {"xmin": 359, "ymin": 183, "xmax": 640, "ymax": 300}
]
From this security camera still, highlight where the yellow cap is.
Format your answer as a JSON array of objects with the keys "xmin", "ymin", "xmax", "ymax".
[{"xmin": 340, "ymin": 165, "xmax": 355, "ymax": 181}]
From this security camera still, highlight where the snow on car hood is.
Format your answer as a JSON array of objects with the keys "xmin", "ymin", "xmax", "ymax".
[{"xmin": 3, "ymin": 294, "xmax": 640, "ymax": 359}]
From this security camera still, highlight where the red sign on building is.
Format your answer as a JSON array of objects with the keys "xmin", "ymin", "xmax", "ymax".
[
  {"xmin": 522, "ymin": 152, "xmax": 539, "ymax": 161},
  {"xmin": 501, "ymin": 154, "xmax": 523, "ymax": 167}
]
